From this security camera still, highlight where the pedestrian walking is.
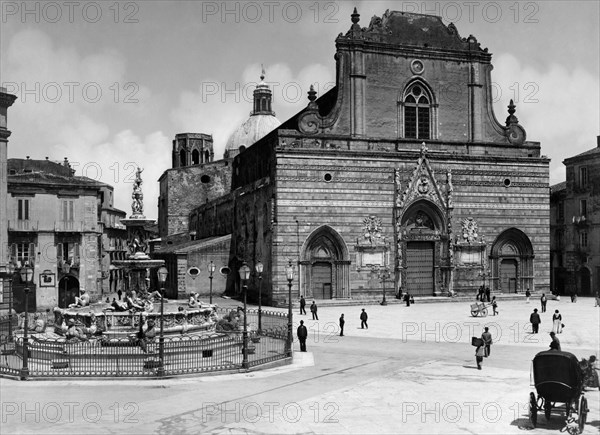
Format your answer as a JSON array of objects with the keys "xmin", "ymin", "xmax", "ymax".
[
  {"xmin": 404, "ymin": 292, "xmax": 411, "ymax": 307},
  {"xmin": 570, "ymin": 288, "xmax": 576, "ymax": 303},
  {"xmin": 360, "ymin": 309, "xmax": 368, "ymax": 329},
  {"xmin": 299, "ymin": 296, "xmax": 307, "ymax": 315},
  {"xmin": 481, "ymin": 327, "xmax": 492, "ymax": 357},
  {"xmin": 491, "ymin": 296, "xmax": 498, "ymax": 315},
  {"xmin": 552, "ymin": 309, "xmax": 562, "ymax": 334},
  {"xmin": 339, "ymin": 314, "xmax": 345, "ymax": 336},
  {"xmin": 117, "ymin": 289, "xmax": 123, "ymax": 301},
  {"xmin": 549, "ymin": 331, "xmax": 561, "ymax": 351},
  {"xmin": 475, "ymin": 344, "xmax": 485, "ymax": 370},
  {"xmin": 540, "ymin": 293, "xmax": 547, "ymax": 312},
  {"xmin": 485, "ymin": 287, "xmax": 491, "ymax": 302},
  {"xmin": 477, "ymin": 286, "xmax": 484, "ymax": 302},
  {"xmin": 310, "ymin": 301, "xmax": 319, "ymax": 320},
  {"xmin": 297, "ymin": 320, "xmax": 308, "ymax": 352},
  {"xmin": 525, "ymin": 288, "xmax": 531, "ymax": 303},
  {"xmin": 530, "ymin": 308, "xmax": 541, "ymax": 333}
]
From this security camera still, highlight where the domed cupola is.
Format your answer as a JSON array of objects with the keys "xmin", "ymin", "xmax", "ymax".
[{"xmin": 225, "ymin": 68, "xmax": 281, "ymax": 158}]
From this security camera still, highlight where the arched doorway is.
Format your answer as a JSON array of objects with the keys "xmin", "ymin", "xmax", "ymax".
[
  {"xmin": 58, "ymin": 275, "xmax": 80, "ymax": 308},
  {"xmin": 302, "ymin": 226, "xmax": 350, "ymax": 299},
  {"xmin": 579, "ymin": 267, "xmax": 591, "ymax": 295},
  {"xmin": 490, "ymin": 228, "xmax": 534, "ymax": 293},
  {"xmin": 398, "ymin": 199, "xmax": 447, "ymax": 296}
]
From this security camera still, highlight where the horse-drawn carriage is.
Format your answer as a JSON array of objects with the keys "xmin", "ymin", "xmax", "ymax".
[{"xmin": 529, "ymin": 350, "xmax": 589, "ymax": 434}]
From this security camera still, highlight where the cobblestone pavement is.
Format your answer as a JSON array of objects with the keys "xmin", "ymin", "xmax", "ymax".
[{"xmin": 1, "ymin": 298, "xmax": 598, "ymax": 434}]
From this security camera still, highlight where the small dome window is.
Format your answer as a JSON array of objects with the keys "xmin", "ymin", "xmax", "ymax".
[
  {"xmin": 323, "ymin": 173, "xmax": 333, "ymax": 182},
  {"xmin": 201, "ymin": 175, "xmax": 211, "ymax": 184}
]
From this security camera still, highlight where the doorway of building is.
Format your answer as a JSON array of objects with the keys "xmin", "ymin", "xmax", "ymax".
[
  {"xmin": 312, "ymin": 262, "xmax": 332, "ymax": 299},
  {"xmin": 579, "ymin": 268, "xmax": 591, "ymax": 295},
  {"xmin": 406, "ymin": 241, "xmax": 434, "ymax": 296},
  {"xmin": 501, "ymin": 259, "xmax": 518, "ymax": 293},
  {"xmin": 58, "ymin": 275, "xmax": 80, "ymax": 308}
]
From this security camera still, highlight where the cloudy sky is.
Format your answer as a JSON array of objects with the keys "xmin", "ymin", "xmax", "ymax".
[{"xmin": 1, "ymin": 1, "xmax": 598, "ymax": 219}]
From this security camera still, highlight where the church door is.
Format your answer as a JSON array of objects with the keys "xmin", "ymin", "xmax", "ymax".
[
  {"xmin": 501, "ymin": 259, "xmax": 518, "ymax": 293},
  {"xmin": 406, "ymin": 242, "xmax": 434, "ymax": 296},
  {"xmin": 312, "ymin": 262, "xmax": 332, "ymax": 299}
]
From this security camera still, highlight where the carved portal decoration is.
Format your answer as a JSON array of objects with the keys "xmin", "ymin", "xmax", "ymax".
[{"xmin": 394, "ymin": 145, "xmax": 456, "ymax": 296}]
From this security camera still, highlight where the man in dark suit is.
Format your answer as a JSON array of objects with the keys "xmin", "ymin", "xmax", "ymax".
[
  {"xmin": 299, "ymin": 296, "xmax": 307, "ymax": 315},
  {"xmin": 297, "ymin": 320, "xmax": 308, "ymax": 352},
  {"xmin": 310, "ymin": 301, "xmax": 318, "ymax": 320},
  {"xmin": 339, "ymin": 314, "xmax": 345, "ymax": 336},
  {"xmin": 530, "ymin": 308, "xmax": 541, "ymax": 333}
]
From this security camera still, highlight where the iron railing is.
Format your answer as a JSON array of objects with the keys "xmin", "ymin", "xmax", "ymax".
[{"xmin": 0, "ymin": 309, "xmax": 289, "ymax": 379}]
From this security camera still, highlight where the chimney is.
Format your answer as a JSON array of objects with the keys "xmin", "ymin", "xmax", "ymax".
[
  {"xmin": 26, "ymin": 156, "xmax": 30, "ymax": 160},
  {"xmin": 63, "ymin": 157, "xmax": 69, "ymax": 167}
]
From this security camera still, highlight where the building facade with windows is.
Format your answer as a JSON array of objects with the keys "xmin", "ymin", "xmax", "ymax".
[
  {"xmin": 550, "ymin": 136, "xmax": 600, "ymax": 296},
  {"xmin": 174, "ymin": 10, "xmax": 550, "ymax": 305},
  {"xmin": 7, "ymin": 157, "xmax": 127, "ymax": 310}
]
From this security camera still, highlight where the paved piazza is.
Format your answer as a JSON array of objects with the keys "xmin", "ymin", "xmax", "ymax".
[{"xmin": 1, "ymin": 297, "xmax": 598, "ymax": 434}]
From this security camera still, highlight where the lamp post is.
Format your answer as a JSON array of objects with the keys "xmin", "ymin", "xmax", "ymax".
[
  {"xmin": 255, "ymin": 261, "xmax": 263, "ymax": 332},
  {"xmin": 208, "ymin": 261, "xmax": 216, "ymax": 304},
  {"xmin": 157, "ymin": 266, "xmax": 168, "ymax": 377},
  {"xmin": 238, "ymin": 261, "xmax": 250, "ymax": 369},
  {"xmin": 19, "ymin": 265, "xmax": 34, "ymax": 380},
  {"xmin": 285, "ymin": 260, "xmax": 294, "ymax": 357},
  {"xmin": 380, "ymin": 267, "xmax": 390, "ymax": 306}
]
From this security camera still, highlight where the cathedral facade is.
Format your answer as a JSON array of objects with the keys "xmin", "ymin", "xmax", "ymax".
[{"xmin": 171, "ymin": 10, "xmax": 550, "ymax": 305}]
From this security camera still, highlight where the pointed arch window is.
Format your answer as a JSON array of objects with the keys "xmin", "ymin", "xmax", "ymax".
[
  {"xmin": 403, "ymin": 83, "xmax": 432, "ymax": 140},
  {"xmin": 191, "ymin": 149, "xmax": 200, "ymax": 165},
  {"xmin": 179, "ymin": 149, "xmax": 187, "ymax": 167}
]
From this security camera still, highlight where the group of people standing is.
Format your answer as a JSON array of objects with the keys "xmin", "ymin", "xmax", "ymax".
[
  {"xmin": 296, "ymin": 296, "xmax": 371, "ymax": 352},
  {"xmin": 476, "ymin": 286, "xmax": 491, "ymax": 302}
]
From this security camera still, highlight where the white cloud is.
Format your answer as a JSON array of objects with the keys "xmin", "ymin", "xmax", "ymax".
[{"xmin": 492, "ymin": 53, "xmax": 600, "ymax": 184}]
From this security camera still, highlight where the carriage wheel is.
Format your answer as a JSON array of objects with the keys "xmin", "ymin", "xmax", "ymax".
[
  {"xmin": 471, "ymin": 310, "xmax": 479, "ymax": 317},
  {"xmin": 578, "ymin": 396, "xmax": 588, "ymax": 433},
  {"xmin": 544, "ymin": 400, "xmax": 552, "ymax": 421},
  {"xmin": 481, "ymin": 308, "xmax": 488, "ymax": 317},
  {"xmin": 529, "ymin": 392, "xmax": 537, "ymax": 428}
]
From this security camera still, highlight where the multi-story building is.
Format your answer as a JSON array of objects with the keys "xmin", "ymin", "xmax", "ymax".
[
  {"xmin": 550, "ymin": 136, "xmax": 600, "ymax": 296},
  {"xmin": 98, "ymin": 185, "xmax": 128, "ymax": 295},
  {"xmin": 7, "ymin": 157, "xmax": 127, "ymax": 310}
]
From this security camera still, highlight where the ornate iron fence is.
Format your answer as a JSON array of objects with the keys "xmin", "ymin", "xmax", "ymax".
[{"xmin": 0, "ymin": 309, "xmax": 289, "ymax": 379}]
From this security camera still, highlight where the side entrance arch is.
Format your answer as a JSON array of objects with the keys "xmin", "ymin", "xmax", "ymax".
[
  {"xmin": 489, "ymin": 228, "xmax": 534, "ymax": 293},
  {"xmin": 58, "ymin": 275, "xmax": 80, "ymax": 308},
  {"xmin": 301, "ymin": 226, "xmax": 350, "ymax": 299}
]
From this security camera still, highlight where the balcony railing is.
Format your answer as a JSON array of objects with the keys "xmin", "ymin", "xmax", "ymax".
[
  {"xmin": 8, "ymin": 220, "xmax": 38, "ymax": 231},
  {"xmin": 54, "ymin": 221, "xmax": 81, "ymax": 232}
]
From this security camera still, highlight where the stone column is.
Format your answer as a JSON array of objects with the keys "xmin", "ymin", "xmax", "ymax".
[{"xmin": 0, "ymin": 88, "xmax": 17, "ymax": 272}]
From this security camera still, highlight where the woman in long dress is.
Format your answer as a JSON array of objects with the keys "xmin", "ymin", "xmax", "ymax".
[{"xmin": 552, "ymin": 309, "xmax": 562, "ymax": 334}]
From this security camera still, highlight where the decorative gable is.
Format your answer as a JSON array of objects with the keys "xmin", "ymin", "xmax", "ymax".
[{"xmin": 396, "ymin": 143, "xmax": 447, "ymax": 210}]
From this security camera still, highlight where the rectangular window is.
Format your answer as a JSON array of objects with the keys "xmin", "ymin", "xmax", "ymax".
[
  {"xmin": 61, "ymin": 200, "xmax": 74, "ymax": 221},
  {"xmin": 11, "ymin": 242, "xmax": 35, "ymax": 268},
  {"xmin": 580, "ymin": 231, "xmax": 588, "ymax": 248},
  {"xmin": 405, "ymin": 106, "xmax": 417, "ymax": 138},
  {"xmin": 57, "ymin": 242, "xmax": 80, "ymax": 264},
  {"xmin": 580, "ymin": 199, "xmax": 587, "ymax": 217},
  {"xmin": 17, "ymin": 199, "xmax": 29, "ymax": 220},
  {"xmin": 579, "ymin": 167, "xmax": 588, "ymax": 188}
]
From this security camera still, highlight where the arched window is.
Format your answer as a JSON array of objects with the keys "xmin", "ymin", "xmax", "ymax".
[
  {"xmin": 403, "ymin": 83, "xmax": 432, "ymax": 140},
  {"xmin": 192, "ymin": 149, "xmax": 200, "ymax": 165},
  {"xmin": 179, "ymin": 149, "xmax": 186, "ymax": 167},
  {"xmin": 204, "ymin": 150, "xmax": 210, "ymax": 163}
]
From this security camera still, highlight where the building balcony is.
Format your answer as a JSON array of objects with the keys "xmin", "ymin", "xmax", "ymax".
[
  {"xmin": 54, "ymin": 221, "xmax": 83, "ymax": 232},
  {"xmin": 572, "ymin": 215, "xmax": 588, "ymax": 226},
  {"xmin": 8, "ymin": 220, "xmax": 39, "ymax": 231}
]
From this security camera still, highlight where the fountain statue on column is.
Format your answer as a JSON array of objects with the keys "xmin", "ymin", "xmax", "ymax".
[{"xmin": 114, "ymin": 167, "xmax": 164, "ymax": 299}]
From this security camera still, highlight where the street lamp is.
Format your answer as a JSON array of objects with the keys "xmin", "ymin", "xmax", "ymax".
[
  {"xmin": 285, "ymin": 260, "xmax": 295, "ymax": 357},
  {"xmin": 19, "ymin": 265, "xmax": 34, "ymax": 380},
  {"xmin": 208, "ymin": 261, "xmax": 216, "ymax": 304},
  {"xmin": 255, "ymin": 260, "xmax": 263, "ymax": 332},
  {"xmin": 157, "ymin": 266, "xmax": 168, "ymax": 377},
  {"xmin": 238, "ymin": 261, "xmax": 250, "ymax": 369},
  {"xmin": 380, "ymin": 267, "xmax": 390, "ymax": 306}
]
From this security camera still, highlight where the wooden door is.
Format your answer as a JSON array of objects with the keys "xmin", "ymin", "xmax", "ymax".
[
  {"xmin": 312, "ymin": 263, "xmax": 331, "ymax": 299},
  {"xmin": 406, "ymin": 242, "xmax": 434, "ymax": 296}
]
